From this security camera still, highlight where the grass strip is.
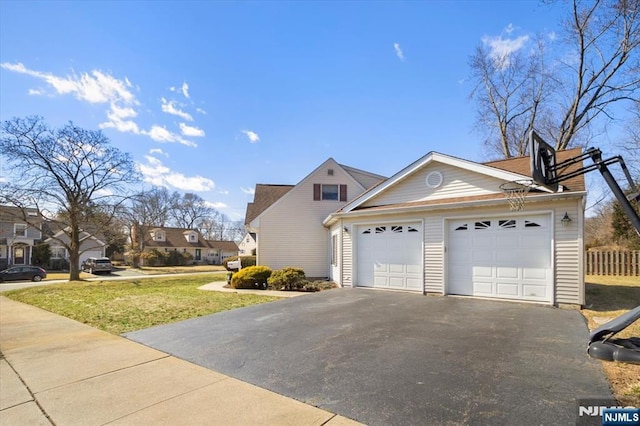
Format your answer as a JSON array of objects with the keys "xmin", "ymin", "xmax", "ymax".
[{"xmin": 5, "ymin": 273, "xmax": 280, "ymax": 334}]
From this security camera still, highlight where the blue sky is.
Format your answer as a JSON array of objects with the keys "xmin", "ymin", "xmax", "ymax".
[{"xmin": 1, "ymin": 1, "xmax": 569, "ymax": 220}]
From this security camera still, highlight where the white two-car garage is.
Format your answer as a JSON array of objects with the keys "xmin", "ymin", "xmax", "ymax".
[
  {"xmin": 355, "ymin": 223, "xmax": 423, "ymax": 292},
  {"xmin": 447, "ymin": 214, "xmax": 553, "ymax": 303}
]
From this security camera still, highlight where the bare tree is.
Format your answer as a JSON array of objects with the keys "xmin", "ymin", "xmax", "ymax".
[
  {"xmin": 470, "ymin": 0, "xmax": 640, "ymax": 158},
  {"xmin": 470, "ymin": 34, "xmax": 552, "ymax": 157},
  {"xmin": 0, "ymin": 116, "xmax": 139, "ymax": 280},
  {"xmin": 171, "ymin": 193, "xmax": 212, "ymax": 228}
]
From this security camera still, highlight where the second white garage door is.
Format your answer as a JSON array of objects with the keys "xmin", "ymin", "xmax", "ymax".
[
  {"xmin": 447, "ymin": 214, "xmax": 553, "ymax": 303},
  {"xmin": 356, "ymin": 223, "xmax": 423, "ymax": 292}
]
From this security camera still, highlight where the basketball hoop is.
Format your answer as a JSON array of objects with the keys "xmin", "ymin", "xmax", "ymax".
[{"xmin": 499, "ymin": 180, "xmax": 533, "ymax": 211}]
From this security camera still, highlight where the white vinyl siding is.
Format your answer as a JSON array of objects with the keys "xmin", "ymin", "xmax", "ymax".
[
  {"xmin": 256, "ymin": 159, "xmax": 366, "ymax": 278},
  {"xmin": 339, "ymin": 196, "xmax": 585, "ymax": 306},
  {"xmin": 424, "ymin": 215, "xmax": 444, "ymax": 293},
  {"xmin": 362, "ymin": 163, "xmax": 506, "ymax": 207}
]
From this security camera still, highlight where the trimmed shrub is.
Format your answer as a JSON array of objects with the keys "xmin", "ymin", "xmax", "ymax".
[
  {"xmin": 231, "ymin": 265, "xmax": 272, "ymax": 289},
  {"xmin": 141, "ymin": 249, "xmax": 166, "ymax": 266},
  {"xmin": 223, "ymin": 255, "xmax": 256, "ymax": 271},
  {"xmin": 165, "ymin": 250, "xmax": 192, "ymax": 266},
  {"xmin": 268, "ymin": 267, "xmax": 306, "ymax": 291}
]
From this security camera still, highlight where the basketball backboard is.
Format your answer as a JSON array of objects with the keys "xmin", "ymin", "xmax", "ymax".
[{"xmin": 529, "ymin": 130, "xmax": 558, "ymax": 192}]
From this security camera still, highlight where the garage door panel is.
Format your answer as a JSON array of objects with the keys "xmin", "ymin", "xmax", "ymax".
[
  {"xmin": 522, "ymin": 284, "xmax": 547, "ymax": 299},
  {"xmin": 356, "ymin": 223, "xmax": 423, "ymax": 292},
  {"xmin": 523, "ymin": 268, "xmax": 547, "ymax": 280},
  {"xmin": 473, "ymin": 266, "xmax": 493, "ymax": 277},
  {"xmin": 496, "ymin": 267, "xmax": 518, "ymax": 279},
  {"xmin": 447, "ymin": 215, "xmax": 552, "ymax": 303},
  {"xmin": 496, "ymin": 282, "xmax": 519, "ymax": 296},
  {"xmin": 474, "ymin": 281, "xmax": 493, "ymax": 295}
]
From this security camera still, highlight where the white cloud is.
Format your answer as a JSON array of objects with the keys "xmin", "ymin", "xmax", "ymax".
[
  {"xmin": 2, "ymin": 62, "xmax": 143, "ymax": 135},
  {"xmin": 161, "ymin": 97, "xmax": 193, "ymax": 121},
  {"xmin": 548, "ymin": 31, "xmax": 557, "ymax": 41},
  {"xmin": 204, "ymin": 201, "xmax": 227, "ymax": 209},
  {"xmin": 393, "ymin": 43, "xmax": 405, "ymax": 61},
  {"xmin": 505, "ymin": 23, "xmax": 515, "ymax": 34},
  {"xmin": 99, "ymin": 102, "xmax": 140, "ymax": 134},
  {"xmin": 241, "ymin": 186, "xmax": 255, "ymax": 195},
  {"xmin": 179, "ymin": 122, "xmax": 205, "ymax": 137},
  {"xmin": 149, "ymin": 148, "xmax": 168, "ymax": 157},
  {"xmin": 142, "ymin": 125, "xmax": 197, "ymax": 147},
  {"xmin": 196, "ymin": 107, "xmax": 207, "ymax": 115},
  {"xmin": 242, "ymin": 130, "xmax": 260, "ymax": 143},
  {"xmin": 481, "ymin": 34, "xmax": 529, "ymax": 70},
  {"xmin": 182, "ymin": 82, "xmax": 190, "ymax": 99},
  {"xmin": 1, "ymin": 62, "xmax": 137, "ymax": 105},
  {"xmin": 218, "ymin": 190, "xmax": 229, "ymax": 195},
  {"xmin": 138, "ymin": 156, "xmax": 215, "ymax": 191}
]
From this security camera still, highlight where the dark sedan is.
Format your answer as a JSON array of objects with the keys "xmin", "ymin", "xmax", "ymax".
[{"xmin": 0, "ymin": 266, "xmax": 47, "ymax": 282}]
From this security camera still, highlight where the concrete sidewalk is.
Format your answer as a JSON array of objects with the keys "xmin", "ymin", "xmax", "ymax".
[{"xmin": 0, "ymin": 296, "xmax": 361, "ymax": 425}]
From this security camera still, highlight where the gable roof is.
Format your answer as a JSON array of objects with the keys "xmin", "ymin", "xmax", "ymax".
[
  {"xmin": 0, "ymin": 205, "xmax": 41, "ymax": 222},
  {"xmin": 207, "ymin": 240, "xmax": 239, "ymax": 251},
  {"xmin": 143, "ymin": 226, "xmax": 210, "ymax": 248},
  {"xmin": 323, "ymin": 148, "xmax": 586, "ymax": 225},
  {"xmin": 244, "ymin": 184, "xmax": 294, "ymax": 225},
  {"xmin": 244, "ymin": 158, "xmax": 387, "ymax": 227},
  {"xmin": 340, "ymin": 164, "xmax": 387, "ymax": 189},
  {"xmin": 484, "ymin": 147, "xmax": 585, "ymax": 192}
]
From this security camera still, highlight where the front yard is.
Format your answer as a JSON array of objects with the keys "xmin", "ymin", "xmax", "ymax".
[
  {"xmin": 582, "ymin": 275, "xmax": 640, "ymax": 406},
  {"xmin": 4, "ymin": 273, "xmax": 280, "ymax": 334},
  {"xmin": 4, "ymin": 271, "xmax": 638, "ymax": 406}
]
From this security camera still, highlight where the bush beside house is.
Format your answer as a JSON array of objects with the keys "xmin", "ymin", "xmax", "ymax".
[
  {"xmin": 267, "ymin": 267, "xmax": 306, "ymax": 290},
  {"xmin": 230, "ymin": 265, "xmax": 272, "ymax": 289}
]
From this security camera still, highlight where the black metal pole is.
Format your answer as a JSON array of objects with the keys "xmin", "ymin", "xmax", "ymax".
[{"xmin": 588, "ymin": 148, "xmax": 640, "ymax": 237}]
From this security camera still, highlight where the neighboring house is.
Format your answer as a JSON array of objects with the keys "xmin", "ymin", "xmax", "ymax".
[
  {"xmin": 0, "ymin": 206, "xmax": 42, "ymax": 269},
  {"xmin": 44, "ymin": 227, "xmax": 108, "ymax": 269},
  {"xmin": 135, "ymin": 226, "xmax": 237, "ymax": 265},
  {"xmin": 245, "ymin": 159, "xmax": 387, "ymax": 277},
  {"xmin": 247, "ymin": 149, "xmax": 587, "ymax": 307},
  {"xmin": 238, "ymin": 232, "xmax": 256, "ymax": 256},
  {"xmin": 207, "ymin": 240, "xmax": 239, "ymax": 264}
]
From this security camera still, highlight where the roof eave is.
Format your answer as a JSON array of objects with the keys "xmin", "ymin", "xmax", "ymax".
[{"xmin": 323, "ymin": 191, "xmax": 587, "ymax": 226}]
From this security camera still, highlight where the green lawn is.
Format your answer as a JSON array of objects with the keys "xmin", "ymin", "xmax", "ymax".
[{"xmin": 4, "ymin": 273, "xmax": 280, "ymax": 334}]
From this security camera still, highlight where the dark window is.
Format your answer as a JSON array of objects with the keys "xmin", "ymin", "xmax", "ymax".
[
  {"xmin": 525, "ymin": 220, "xmax": 541, "ymax": 228},
  {"xmin": 322, "ymin": 184, "xmax": 339, "ymax": 200},
  {"xmin": 313, "ymin": 184, "xmax": 347, "ymax": 201},
  {"xmin": 407, "ymin": 226, "xmax": 419, "ymax": 232},
  {"xmin": 375, "ymin": 226, "xmax": 386, "ymax": 234},
  {"xmin": 455, "ymin": 224, "xmax": 468, "ymax": 231},
  {"xmin": 499, "ymin": 219, "xmax": 516, "ymax": 229},
  {"xmin": 392, "ymin": 225, "xmax": 403, "ymax": 233},
  {"xmin": 474, "ymin": 221, "xmax": 491, "ymax": 230}
]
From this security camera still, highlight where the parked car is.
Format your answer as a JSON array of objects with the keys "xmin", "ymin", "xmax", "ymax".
[
  {"xmin": 81, "ymin": 257, "xmax": 112, "ymax": 275},
  {"xmin": 0, "ymin": 266, "xmax": 47, "ymax": 282}
]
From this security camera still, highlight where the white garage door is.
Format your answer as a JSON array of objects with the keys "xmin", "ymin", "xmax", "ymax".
[
  {"xmin": 356, "ymin": 223, "xmax": 423, "ymax": 292},
  {"xmin": 447, "ymin": 215, "xmax": 552, "ymax": 303}
]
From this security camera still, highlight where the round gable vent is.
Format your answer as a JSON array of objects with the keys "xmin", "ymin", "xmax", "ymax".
[{"xmin": 426, "ymin": 171, "xmax": 444, "ymax": 188}]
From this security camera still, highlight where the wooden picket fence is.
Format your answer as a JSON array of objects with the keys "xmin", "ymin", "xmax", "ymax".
[{"xmin": 586, "ymin": 250, "xmax": 640, "ymax": 276}]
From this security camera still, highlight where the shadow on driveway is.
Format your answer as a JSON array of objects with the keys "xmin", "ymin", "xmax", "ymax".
[{"xmin": 125, "ymin": 289, "xmax": 611, "ymax": 425}]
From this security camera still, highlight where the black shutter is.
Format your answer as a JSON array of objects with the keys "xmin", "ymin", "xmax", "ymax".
[
  {"xmin": 339, "ymin": 184, "xmax": 347, "ymax": 202},
  {"xmin": 313, "ymin": 184, "xmax": 321, "ymax": 200}
]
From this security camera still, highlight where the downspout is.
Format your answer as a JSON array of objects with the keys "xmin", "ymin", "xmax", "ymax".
[{"xmin": 339, "ymin": 218, "xmax": 344, "ymax": 287}]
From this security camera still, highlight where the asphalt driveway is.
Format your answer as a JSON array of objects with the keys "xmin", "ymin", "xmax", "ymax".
[{"xmin": 125, "ymin": 289, "xmax": 611, "ymax": 425}]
